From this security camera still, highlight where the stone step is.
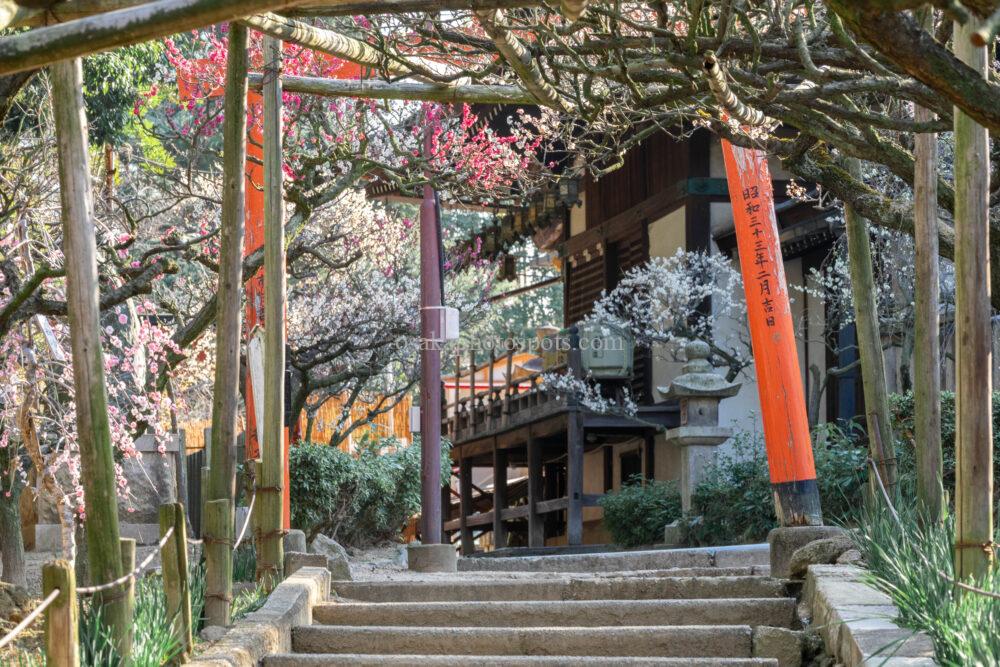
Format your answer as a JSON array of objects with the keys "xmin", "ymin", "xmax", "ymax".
[
  {"xmin": 313, "ymin": 598, "xmax": 796, "ymax": 629},
  {"xmin": 292, "ymin": 625, "xmax": 754, "ymax": 658},
  {"xmin": 265, "ymin": 655, "xmax": 779, "ymax": 666},
  {"xmin": 457, "ymin": 545, "xmax": 769, "ymax": 573},
  {"xmin": 332, "ymin": 576, "xmax": 787, "ymax": 602}
]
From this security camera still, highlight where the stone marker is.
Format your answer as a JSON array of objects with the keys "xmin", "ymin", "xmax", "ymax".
[
  {"xmin": 284, "ymin": 529, "xmax": 307, "ymax": 553},
  {"xmin": 407, "ymin": 542, "xmax": 457, "ymax": 572}
]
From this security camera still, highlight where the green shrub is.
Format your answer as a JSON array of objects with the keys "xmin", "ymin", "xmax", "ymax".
[
  {"xmin": 289, "ymin": 434, "xmax": 450, "ymax": 546},
  {"xmin": 599, "ymin": 476, "xmax": 682, "ymax": 547},
  {"xmin": 890, "ymin": 390, "xmax": 1000, "ymax": 502},
  {"xmin": 684, "ymin": 425, "xmax": 867, "ymax": 546}
]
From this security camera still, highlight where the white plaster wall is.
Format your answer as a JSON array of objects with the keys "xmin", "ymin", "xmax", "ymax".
[{"xmin": 648, "ymin": 205, "xmax": 688, "ymax": 396}]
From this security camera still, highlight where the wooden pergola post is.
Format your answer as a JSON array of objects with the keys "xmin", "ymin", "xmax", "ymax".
[
  {"xmin": 953, "ymin": 18, "xmax": 994, "ymax": 581},
  {"xmin": 204, "ymin": 22, "xmax": 248, "ymax": 626},
  {"xmin": 913, "ymin": 9, "xmax": 943, "ymax": 521},
  {"xmin": 258, "ymin": 33, "xmax": 286, "ymax": 588},
  {"xmin": 49, "ymin": 57, "xmax": 130, "ymax": 649}
]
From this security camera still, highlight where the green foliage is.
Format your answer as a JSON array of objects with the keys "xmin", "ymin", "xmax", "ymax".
[
  {"xmin": 78, "ymin": 574, "xmax": 182, "ymax": 667},
  {"xmin": 81, "ymin": 45, "xmax": 162, "ymax": 146},
  {"xmin": 852, "ymin": 502, "xmax": 1000, "ymax": 665},
  {"xmin": 890, "ymin": 390, "xmax": 1000, "ymax": 502},
  {"xmin": 289, "ymin": 435, "xmax": 451, "ymax": 545},
  {"xmin": 232, "ymin": 583, "xmax": 267, "ymax": 621},
  {"xmin": 683, "ymin": 425, "xmax": 867, "ymax": 546},
  {"xmin": 232, "ymin": 544, "xmax": 257, "ymax": 583},
  {"xmin": 599, "ymin": 476, "xmax": 682, "ymax": 547}
]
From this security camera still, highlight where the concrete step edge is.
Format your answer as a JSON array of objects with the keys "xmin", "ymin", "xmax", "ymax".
[
  {"xmin": 291, "ymin": 624, "xmax": 755, "ymax": 658},
  {"xmin": 331, "ymin": 576, "xmax": 788, "ymax": 602},
  {"xmin": 264, "ymin": 654, "xmax": 780, "ymax": 666},
  {"xmin": 311, "ymin": 598, "xmax": 797, "ymax": 628}
]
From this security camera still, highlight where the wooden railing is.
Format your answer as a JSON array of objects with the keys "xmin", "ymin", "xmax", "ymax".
[{"xmin": 442, "ymin": 332, "xmax": 581, "ymax": 443}]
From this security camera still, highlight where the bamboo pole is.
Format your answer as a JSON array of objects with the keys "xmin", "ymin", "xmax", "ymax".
[
  {"xmin": 953, "ymin": 17, "xmax": 994, "ymax": 582},
  {"xmin": 843, "ymin": 158, "xmax": 897, "ymax": 491},
  {"xmin": 0, "ymin": 0, "xmax": 314, "ymax": 75},
  {"xmin": 913, "ymin": 7, "xmax": 943, "ymax": 522},
  {"xmin": 205, "ymin": 22, "xmax": 248, "ymax": 626},
  {"xmin": 159, "ymin": 503, "xmax": 192, "ymax": 662},
  {"xmin": 203, "ymin": 498, "xmax": 232, "ymax": 625},
  {"xmin": 42, "ymin": 560, "xmax": 78, "ymax": 667},
  {"xmin": 248, "ymin": 74, "xmax": 535, "ymax": 105},
  {"xmin": 49, "ymin": 57, "xmax": 130, "ymax": 649},
  {"xmin": 258, "ymin": 33, "xmax": 286, "ymax": 590}
]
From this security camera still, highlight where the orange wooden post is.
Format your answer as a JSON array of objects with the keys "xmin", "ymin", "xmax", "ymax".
[{"xmin": 720, "ymin": 137, "xmax": 822, "ymax": 526}]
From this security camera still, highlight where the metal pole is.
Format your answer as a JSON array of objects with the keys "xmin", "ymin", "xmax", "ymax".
[{"xmin": 419, "ymin": 121, "xmax": 443, "ymax": 544}]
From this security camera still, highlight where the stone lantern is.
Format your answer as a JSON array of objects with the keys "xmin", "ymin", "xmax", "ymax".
[{"xmin": 658, "ymin": 340, "xmax": 741, "ymax": 516}]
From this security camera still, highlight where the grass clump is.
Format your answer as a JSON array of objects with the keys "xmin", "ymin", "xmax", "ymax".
[{"xmin": 852, "ymin": 502, "xmax": 1000, "ymax": 666}]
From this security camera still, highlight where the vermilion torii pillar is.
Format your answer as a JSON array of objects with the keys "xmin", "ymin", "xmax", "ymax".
[{"xmin": 720, "ymin": 137, "xmax": 823, "ymax": 527}]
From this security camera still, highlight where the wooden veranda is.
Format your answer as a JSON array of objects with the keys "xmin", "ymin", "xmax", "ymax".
[{"xmin": 441, "ymin": 339, "xmax": 678, "ymax": 554}]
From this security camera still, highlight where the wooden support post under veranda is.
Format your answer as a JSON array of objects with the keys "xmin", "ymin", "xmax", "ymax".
[
  {"xmin": 50, "ymin": 56, "xmax": 132, "ymax": 651},
  {"xmin": 953, "ymin": 18, "xmax": 994, "ymax": 582},
  {"xmin": 204, "ymin": 22, "xmax": 249, "ymax": 627},
  {"xmin": 257, "ymin": 33, "xmax": 286, "ymax": 589}
]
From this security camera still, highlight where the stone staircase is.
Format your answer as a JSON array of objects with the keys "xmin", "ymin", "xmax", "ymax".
[{"xmin": 263, "ymin": 546, "xmax": 803, "ymax": 666}]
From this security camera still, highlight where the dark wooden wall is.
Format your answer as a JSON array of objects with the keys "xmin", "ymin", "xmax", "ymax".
[{"xmin": 564, "ymin": 129, "xmax": 694, "ymax": 403}]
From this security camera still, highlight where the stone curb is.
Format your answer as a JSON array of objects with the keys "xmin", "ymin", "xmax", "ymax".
[
  {"xmin": 804, "ymin": 564, "xmax": 937, "ymax": 666},
  {"xmin": 185, "ymin": 566, "xmax": 330, "ymax": 667}
]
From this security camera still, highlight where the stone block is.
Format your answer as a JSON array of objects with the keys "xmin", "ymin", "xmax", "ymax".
[
  {"xmin": 753, "ymin": 626, "xmax": 803, "ymax": 667},
  {"xmin": 408, "ymin": 543, "xmax": 458, "ymax": 572},
  {"xmin": 768, "ymin": 526, "xmax": 846, "ymax": 578},
  {"xmin": 284, "ymin": 529, "xmax": 307, "ymax": 554},
  {"xmin": 789, "ymin": 535, "xmax": 855, "ymax": 579}
]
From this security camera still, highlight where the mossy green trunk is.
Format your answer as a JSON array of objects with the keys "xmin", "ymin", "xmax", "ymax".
[
  {"xmin": 843, "ymin": 158, "xmax": 896, "ymax": 491},
  {"xmin": 50, "ymin": 57, "xmax": 130, "ymax": 651}
]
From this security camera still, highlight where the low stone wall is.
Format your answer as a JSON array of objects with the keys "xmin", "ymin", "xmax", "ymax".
[
  {"xmin": 804, "ymin": 564, "xmax": 937, "ymax": 666},
  {"xmin": 185, "ymin": 566, "xmax": 329, "ymax": 667}
]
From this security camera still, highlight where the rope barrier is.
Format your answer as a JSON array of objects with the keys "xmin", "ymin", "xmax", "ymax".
[
  {"xmin": 867, "ymin": 458, "xmax": 1000, "ymax": 601},
  {"xmin": 78, "ymin": 525, "xmax": 174, "ymax": 596},
  {"xmin": 233, "ymin": 491, "xmax": 256, "ymax": 550},
  {"xmin": 185, "ymin": 493, "xmax": 257, "ymax": 549},
  {"xmin": 0, "ymin": 588, "xmax": 59, "ymax": 651}
]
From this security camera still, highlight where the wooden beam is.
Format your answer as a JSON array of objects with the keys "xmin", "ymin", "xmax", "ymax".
[
  {"xmin": 500, "ymin": 505, "xmax": 529, "ymax": 520},
  {"xmin": 458, "ymin": 459, "xmax": 474, "ymax": 555},
  {"xmin": 0, "ymin": 0, "xmax": 314, "ymax": 75},
  {"xmin": 241, "ymin": 12, "xmax": 409, "ymax": 75},
  {"xmin": 5, "ymin": 0, "xmax": 541, "ymax": 29},
  {"xmin": 526, "ymin": 429, "xmax": 544, "ymax": 546},
  {"xmin": 248, "ymin": 73, "xmax": 535, "ymax": 105},
  {"xmin": 258, "ymin": 33, "xmax": 286, "ymax": 590},
  {"xmin": 953, "ymin": 17, "xmax": 994, "ymax": 581},
  {"xmin": 50, "ymin": 56, "xmax": 130, "ymax": 648},
  {"xmin": 535, "ymin": 496, "xmax": 569, "ymax": 514},
  {"xmin": 492, "ymin": 442, "xmax": 508, "ymax": 548},
  {"xmin": 566, "ymin": 411, "xmax": 584, "ymax": 545},
  {"xmin": 204, "ymin": 23, "xmax": 247, "ymax": 627}
]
